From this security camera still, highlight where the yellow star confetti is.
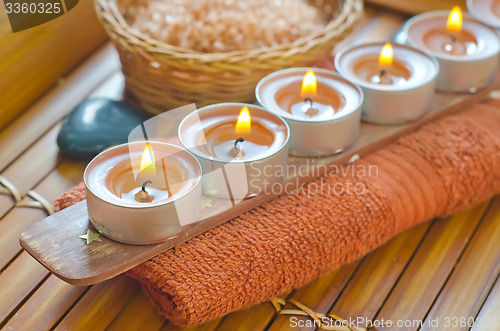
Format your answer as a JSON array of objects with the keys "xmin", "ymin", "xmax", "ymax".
[
  {"xmin": 201, "ymin": 198, "xmax": 213, "ymax": 210},
  {"xmin": 79, "ymin": 229, "xmax": 102, "ymax": 245}
]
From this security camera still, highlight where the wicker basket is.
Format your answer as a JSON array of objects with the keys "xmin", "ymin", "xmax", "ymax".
[{"xmin": 95, "ymin": 0, "xmax": 364, "ymax": 115}]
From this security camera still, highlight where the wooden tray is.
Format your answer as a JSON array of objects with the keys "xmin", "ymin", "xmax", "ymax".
[{"xmin": 20, "ymin": 75, "xmax": 500, "ymax": 286}]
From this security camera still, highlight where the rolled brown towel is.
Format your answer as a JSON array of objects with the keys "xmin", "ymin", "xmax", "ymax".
[{"xmin": 57, "ymin": 99, "xmax": 500, "ymax": 326}]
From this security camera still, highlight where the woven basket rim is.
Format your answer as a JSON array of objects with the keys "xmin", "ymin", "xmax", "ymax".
[{"xmin": 95, "ymin": 0, "xmax": 363, "ymax": 60}]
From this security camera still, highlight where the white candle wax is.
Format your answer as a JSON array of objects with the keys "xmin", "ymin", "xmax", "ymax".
[
  {"xmin": 256, "ymin": 68, "xmax": 363, "ymax": 156},
  {"xmin": 467, "ymin": 0, "xmax": 500, "ymax": 30},
  {"xmin": 335, "ymin": 43, "xmax": 439, "ymax": 125},
  {"xmin": 404, "ymin": 11, "xmax": 500, "ymax": 92},
  {"xmin": 178, "ymin": 103, "xmax": 289, "ymax": 199},
  {"xmin": 84, "ymin": 141, "xmax": 202, "ymax": 245}
]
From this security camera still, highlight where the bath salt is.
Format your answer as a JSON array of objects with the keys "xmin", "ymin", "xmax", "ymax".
[{"xmin": 123, "ymin": 0, "xmax": 328, "ymax": 52}]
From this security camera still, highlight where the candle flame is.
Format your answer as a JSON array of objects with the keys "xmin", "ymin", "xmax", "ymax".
[
  {"xmin": 447, "ymin": 6, "xmax": 462, "ymax": 33},
  {"xmin": 235, "ymin": 106, "xmax": 251, "ymax": 133},
  {"xmin": 301, "ymin": 70, "xmax": 317, "ymax": 96},
  {"xmin": 378, "ymin": 43, "xmax": 393, "ymax": 67},
  {"xmin": 140, "ymin": 143, "xmax": 156, "ymax": 174}
]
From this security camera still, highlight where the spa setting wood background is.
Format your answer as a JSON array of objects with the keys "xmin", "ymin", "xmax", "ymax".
[{"xmin": 1, "ymin": 1, "xmax": 499, "ymax": 330}]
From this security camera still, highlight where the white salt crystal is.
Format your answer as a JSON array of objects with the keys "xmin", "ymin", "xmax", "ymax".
[{"xmin": 125, "ymin": 0, "xmax": 327, "ymax": 52}]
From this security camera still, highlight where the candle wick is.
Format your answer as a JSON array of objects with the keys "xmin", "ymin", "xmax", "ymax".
[
  {"xmin": 142, "ymin": 180, "xmax": 152, "ymax": 192},
  {"xmin": 234, "ymin": 137, "xmax": 245, "ymax": 150},
  {"xmin": 450, "ymin": 34, "xmax": 457, "ymax": 43},
  {"xmin": 304, "ymin": 97, "xmax": 313, "ymax": 110},
  {"xmin": 380, "ymin": 69, "xmax": 386, "ymax": 78}
]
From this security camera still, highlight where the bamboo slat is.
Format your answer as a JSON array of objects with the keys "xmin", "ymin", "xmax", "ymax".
[
  {"xmin": 0, "ymin": 44, "xmax": 120, "ymax": 172},
  {"xmin": 0, "ymin": 161, "xmax": 86, "ymax": 270},
  {"xmin": 0, "ymin": 49, "xmax": 126, "ymax": 330},
  {"xmin": 0, "ymin": 69, "xmax": 124, "ymax": 271},
  {"xmin": 0, "ymin": 161, "xmax": 87, "ymax": 326},
  {"xmin": 106, "ymin": 291, "xmax": 166, "ymax": 331},
  {"xmin": 0, "ymin": 0, "xmax": 108, "ymax": 130},
  {"xmin": 161, "ymin": 317, "xmax": 223, "ymax": 331},
  {"xmin": 328, "ymin": 223, "xmax": 430, "ymax": 322},
  {"xmin": 471, "ymin": 278, "xmax": 500, "ymax": 331},
  {"xmin": 216, "ymin": 302, "xmax": 278, "ymax": 331},
  {"xmin": 0, "ymin": 124, "xmax": 62, "ymax": 219},
  {"xmin": 0, "ymin": 71, "xmax": 123, "ymax": 256},
  {"xmin": 374, "ymin": 202, "xmax": 491, "ymax": 330},
  {"xmin": 0, "ymin": 252, "xmax": 47, "ymax": 323},
  {"xmin": 2, "ymin": 275, "xmax": 86, "ymax": 330},
  {"xmin": 53, "ymin": 276, "xmax": 139, "ymax": 330},
  {"xmin": 267, "ymin": 263, "xmax": 360, "ymax": 331},
  {"xmin": 421, "ymin": 199, "xmax": 500, "ymax": 330},
  {"xmin": 0, "ymin": 65, "xmax": 122, "ymax": 187}
]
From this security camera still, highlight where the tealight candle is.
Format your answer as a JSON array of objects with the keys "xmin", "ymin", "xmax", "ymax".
[
  {"xmin": 178, "ymin": 103, "xmax": 289, "ymax": 199},
  {"xmin": 335, "ymin": 42, "xmax": 439, "ymax": 125},
  {"xmin": 84, "ymin": 141, "xmax": 202, "ymax": 245},
  {"xmin": 402, "ymin": 7, "xmax": 500, "ymax": 92},
  {"xmin": 467, "ymin": 0, "xmax": 500, "ymax": 29},
  {"xmin": 256, "ymin": 67, "xmax": 363, "ymax": 156}
]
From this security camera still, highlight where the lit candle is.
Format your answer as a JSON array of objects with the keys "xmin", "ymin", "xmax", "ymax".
[
  {"xmin": 427, "ymin": 6, "xmax": 478, "ymax": 56},
  {"xmin": 179, "ymin": 103, "xmax": 289, "ymax": 198},
  {"xmin": 84, "ymin": 141, "xmax": 202, "ymax": 244},
  {"xmin": 256, "ymin": 67, "xmax": 362, "ymax": 156},
  {"xmin": 403, "ymin": 8, "xmax": 500, "ymax": 92},
  {"xmin": 115, "ymin": 143, "xmax": 171, "ymax": 203},
  {"xmin": 361, "ymin": 43, "xmax": 408, "ymax": 85},
  {"xmin": 468, "ymin": 0, "xmax": 500, "ymax": 29},
  {"xmin": 207, "ymin": 106, "xmax": 274, "ymax": 160},
  {"xmin": 286, "ymin": 70, "xmax": 336, "ymax": 120},
  {"xmin": 335, "ymin": 42, "xmax": 439, "ymax": 125}
]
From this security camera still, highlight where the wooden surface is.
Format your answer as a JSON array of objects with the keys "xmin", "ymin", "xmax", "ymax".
[
  {"xmin": 0, "ymin": 0, "xmax": 108, "ymax": 130},
  {"xmin": 20, "ymin": 59, "xmax": 500, "ymax": 286},
  {"xmin": 1, "ymin": 7, "xmax": 500, "ymax": 331}
]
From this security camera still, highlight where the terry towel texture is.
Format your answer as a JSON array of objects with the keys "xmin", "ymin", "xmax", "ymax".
[{"xmin": 56, "ymin": 99, "xmax": 500, "ymax": 327}]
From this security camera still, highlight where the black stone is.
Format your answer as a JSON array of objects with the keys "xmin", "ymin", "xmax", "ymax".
[{"xmin": 57, "ymin": 98, "xmax": 150, "ymax": 159}]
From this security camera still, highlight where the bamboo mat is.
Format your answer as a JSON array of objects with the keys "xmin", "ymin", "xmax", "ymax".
[
  {"xmin": 1, "ymin": 8, "xmax": 499, "ymax": 331},
  {"xmin": 0, "ymin": 0, "xmax": 107, "ymax": 130}
]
